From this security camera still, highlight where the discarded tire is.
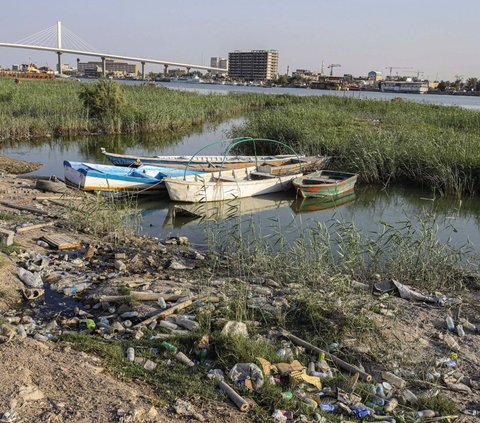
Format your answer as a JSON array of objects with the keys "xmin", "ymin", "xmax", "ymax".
[{"xmin": 35, "ymin": 179, "xmax": 67, "ymax": 193}]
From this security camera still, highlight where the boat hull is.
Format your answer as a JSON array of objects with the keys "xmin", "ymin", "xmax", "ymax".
[
  {"xmin": 63, "ymin": 161, "xmax": 199, "ymax": 193},
  {"xmin": 293, "ymin": 172, "xmax": 358, "ymax": 198},
  {"xmin": 102, "ymin": 148, "xmax": 311, "ymax": 171},
  {"xmin": 165, "ymin": 167, "xmax": 302, "ymax": 203}
]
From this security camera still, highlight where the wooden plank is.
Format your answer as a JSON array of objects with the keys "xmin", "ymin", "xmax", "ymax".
[
  {"xmin": 284, "ymin": 331, "xmax": 373, "ymax": 382},
  {"xmin": 16, "ymin": 221, "xmax": 55, "ymax": 233},
  {"xmin": 0, "ymin": 201, "xmax": 50, "ymax": 216},
  {"xmin": 132, "ymin": 299, "xmax": 193, "ymax": 329},
  {"xmin": 34, "ymin": 195, "xmax": 85, "ymax": 201},
  {"xmin": 39, "ymin": 234, "xmax": 81, "ymax": 250}
]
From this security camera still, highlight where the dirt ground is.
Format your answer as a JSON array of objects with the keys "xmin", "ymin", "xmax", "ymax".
[
  {"xmin": 0, "ymin": 171, "xmax": 254, "ymax": 423},
  {"xmin": 0, "ymin": 156, "xmax": 42, "ymax": 174}
]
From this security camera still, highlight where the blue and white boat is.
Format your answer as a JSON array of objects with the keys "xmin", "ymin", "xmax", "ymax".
[{"xmin": 63, "ymin": 161, "xmax": 201, "ymax": 193}]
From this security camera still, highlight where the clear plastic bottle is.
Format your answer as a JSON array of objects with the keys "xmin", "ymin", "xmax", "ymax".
[
  {"xmin": 446, "ymin": 316, "xmax": 455, "ymax": 332},
  {"xmin": 158, "ymin": 297, "xmax": 167, "ymax": 309},
  {"xmin": 126, "ymin": 347, "xmax": 135, "ymax": 362}
]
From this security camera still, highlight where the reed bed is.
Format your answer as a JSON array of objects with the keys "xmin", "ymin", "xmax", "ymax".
[
  {"xmin": 231, "ymin": 96, "xmax": 480, "ymax": 195},
  {"xmin": 0, "ymin": 78, "xmax": 279, "ymax": 140}
]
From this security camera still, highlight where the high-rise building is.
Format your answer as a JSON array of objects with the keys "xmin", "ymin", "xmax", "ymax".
[
  {"xmin": 228, "ymin": 50, "xmax": 279, "ymax": 81},
  {"xmin": 210, "ymin": 57, "xmax": 228, "ymax": 69}
]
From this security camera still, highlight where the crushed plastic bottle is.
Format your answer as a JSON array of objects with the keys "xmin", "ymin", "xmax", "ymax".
[
  {"xmin": 456, "ymin": 324, "xmax": 465, "ymax": 337},
  {"xmin": 351, "ymin": 406, "xmax": 371, "ymax": 419},
  {"xmin": 319, "ymin": 404, "xmax": 337, "ymax": 412}
]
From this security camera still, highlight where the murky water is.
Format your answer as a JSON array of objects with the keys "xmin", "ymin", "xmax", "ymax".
[{"xmin": 2, "ymin": 118, "xmax": 480, "ymax": 250}]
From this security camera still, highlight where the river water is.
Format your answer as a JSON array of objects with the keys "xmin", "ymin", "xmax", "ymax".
[
  {"xmin": 160, "ymin": 81, "xmax": 480, "ymax": 110},
  {"xmin": 2, "ymin": 116, "xmax": 480, "ymax": 250}
]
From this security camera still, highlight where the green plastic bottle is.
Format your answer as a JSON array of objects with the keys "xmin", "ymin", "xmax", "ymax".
[{"xmin": 161, "ymin": 341, "xmax": 178, "ymax": 353}]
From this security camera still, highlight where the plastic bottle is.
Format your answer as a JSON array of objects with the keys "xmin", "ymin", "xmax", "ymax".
[
  {"xmin": 126, "ymin": 347, "xmax": 135, "ymax": 362},
  {"xmin": 174, "ymin": 351, "xmax": 195, "ymax": 367},
  {"xmin": 417, "ymin": 410, "xmax": 436, "ymax": 419},
  {"xmin": 456, "ymin": 324, "xmax": 465, "ymax": 337},
  {"xmin": 161, "ymin": 341, "xmax": 178, "ymax": 353},
  {"xmin": 158, "ymin": 297, "xmax": 167, "ymax": 309},
  {"xmin": 446, "ymin": 316, "xmax": 455, "ymax": 332},
  {"xmin": 319, "ymin": 404, "xmax": 337, "ymax": 412}
]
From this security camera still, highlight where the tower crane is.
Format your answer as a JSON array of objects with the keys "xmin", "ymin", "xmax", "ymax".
[
  {"xmin": 328, "ymin": 64, "xmax": 341, "ymax": 76},
  {"xmin": 385, "ymin": 66, "xmax": 413, "ymax": 77}
]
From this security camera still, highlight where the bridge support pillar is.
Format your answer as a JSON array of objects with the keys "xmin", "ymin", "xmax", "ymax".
[
  {"xmin": 141, "ymin": 61, "xmax": 146, "ymax": 80},
  {"xmin": 101, "ymin": 57, "xmax": 106, "ymax": 77},
  {"xmin": 164, "ymin": 64, "xmax": 168, "ymax": 76},
  {"xmin": 57, "ymin": 52, "xmax": 62, "ymax": 75}
]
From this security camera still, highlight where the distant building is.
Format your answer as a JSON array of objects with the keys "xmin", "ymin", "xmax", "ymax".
[
  {"xmin": 210, "ymin": 57, "xmax": 228, "ymax": 69},
  {"xmin": 78, "ymin": 60, "xmax": 138, "ymax": 77},
  {"xmin": 167, "ymin": 69, "xmax": 187, "ymax": 77},
  {"xmin": 228, "ymin": 50, "xmax": 279, "ymax": 81},
  {"xmin": 292, "ymin": 69, "xmax": 318, "ymax": 80},
  {"xmin": 380, "ymin": 80, "xmax": 428, "ymax": 94},
  {"xmin": 368, "ymin": 70, "xmax": 383, "ymax": 82}
]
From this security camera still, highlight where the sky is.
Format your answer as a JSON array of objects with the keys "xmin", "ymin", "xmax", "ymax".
[{"xmin": 0, "ymin": 0, "xmax": 478, "ymax": 81}]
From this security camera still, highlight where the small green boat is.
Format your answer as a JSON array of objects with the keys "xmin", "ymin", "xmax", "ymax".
[{"xmin": 292, "ymin": 170, "xmax": 358, "ymax": 198}]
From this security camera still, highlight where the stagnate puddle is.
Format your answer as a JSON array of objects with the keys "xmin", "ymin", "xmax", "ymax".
[{"xmin": 2, "ymin": 117, "xmax": 480, "ymax": 252}]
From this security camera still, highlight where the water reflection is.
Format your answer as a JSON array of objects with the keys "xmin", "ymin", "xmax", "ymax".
[{"xmin": 138, "ymin": 185, "xmax": 480, "ymax": 250}]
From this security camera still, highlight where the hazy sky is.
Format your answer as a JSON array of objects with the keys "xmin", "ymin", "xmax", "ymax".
[{"xmin": 0, "ymin": 0, "xmax": 478, "ymax": 80}]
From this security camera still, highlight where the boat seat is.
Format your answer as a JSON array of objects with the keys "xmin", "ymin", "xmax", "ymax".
[
  {"xmin": 214, "ymin": 175, "xmax": 238, "ymax": 182},
  {"xmin": 249, "ymin": 171, "xmax": 279, "ymax": 179},
  {"xmin": 302, "ymin": 177, "xmax": 336, "ymax": 184}
]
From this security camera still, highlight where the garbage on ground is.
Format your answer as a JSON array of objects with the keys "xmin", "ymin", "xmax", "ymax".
[
  {"xmin": 221, "ymin": 320, "xmax": 248, "ymax": 338},
  {"xmin": 229, "ymin": 363, "xmax": 264, "ymax": 391},
  {"xmin": 374, "ymin": 279, "xmax": 455, "ymax": 306}
]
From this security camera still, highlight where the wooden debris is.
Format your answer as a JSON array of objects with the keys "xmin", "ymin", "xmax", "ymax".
[
  {"xmin": 99, "ymin": 292, "xmax": 184, "ymax": 303},
  {"xmin": 34, "ymin": 195, "xmax": 84, "ymax": 201},
  {"xmin": 283, "ymin": 331, "xmax": 373, "ymax": 382},
  {"xmin": 39, "ymin": 234, "xmax": 81, "ymax": 250},
  {"xmin": 0, "ymin": 201, "xmax": 50, "ymax": 216},
  {"xmin": 133, "ymin": 298, "xmax": 193, "ymax": 329},
  {"xmin": 16, "ymin": 222, "xmax": 55, "ymax": 233}
]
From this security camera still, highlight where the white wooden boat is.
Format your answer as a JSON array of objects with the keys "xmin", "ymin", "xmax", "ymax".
[
  {"xmin": 101, "ymin": 147, "xmax": 307, "ymax": 170},
  {"xmin": 164, "ymin": 166, "xmax": 303, "ymax": 203},
  {"xmin": 63, "ymin": 161, "xmax": 200, "ymax": 193}
]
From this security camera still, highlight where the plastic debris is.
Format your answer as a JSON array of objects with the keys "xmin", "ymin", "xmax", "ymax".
[
  {"xmin": 221, "ymin": 321, "xmax": 248, "ymax": 338},
  {"xmin": 229, "ymin": 363, "xmax": 264, "ymax": 391},
  {"xmin": 16, "ymin": 267, "xmax": 43, "ymax": 288},
  {"xmin": 126, "ymin": 347, "xmax": 135, "ymax": 362}
]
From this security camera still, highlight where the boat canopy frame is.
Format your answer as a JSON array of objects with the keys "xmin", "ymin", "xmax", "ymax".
[{"xmin": 182, "ymin": 137, "xmax": 302, "ymax": 179}]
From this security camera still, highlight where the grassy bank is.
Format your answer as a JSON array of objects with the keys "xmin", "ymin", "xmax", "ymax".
[
  {"xmin": 231, "ymin": 96, "xmax": 480, "ymax": 195},
  {"xmin": 0, "ymin": 78, "xmax": 278, "ymax": 140}
]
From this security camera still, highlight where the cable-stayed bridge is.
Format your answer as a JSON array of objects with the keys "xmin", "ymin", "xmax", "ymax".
[{"xmin": 0, "ymin": 22, "xmax": 227, "ymax": 78}]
